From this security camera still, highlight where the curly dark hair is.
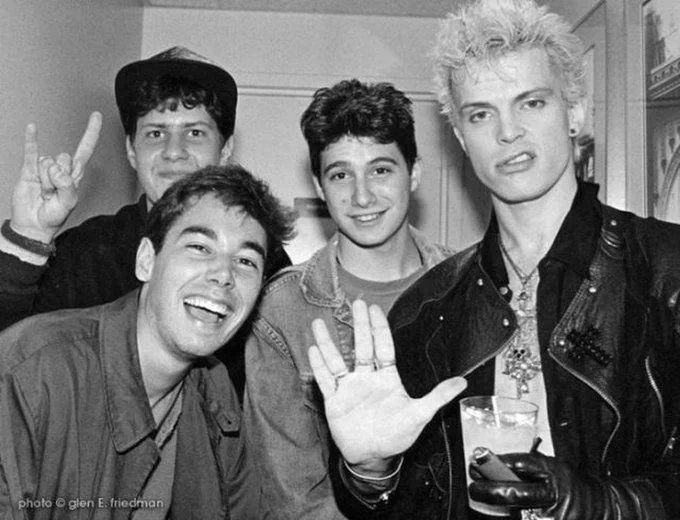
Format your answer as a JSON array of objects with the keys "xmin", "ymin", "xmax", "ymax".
[
  {"xmin": 122, "ymin": 75, "xmax": 232, "ymax": 140},
  {"xmin": 300, "ymin": 79, "xmax": 418, "ymax": 179},
  {"xmin": 144, "ymin": 164, "xmax": 296, "ymax": 278}
]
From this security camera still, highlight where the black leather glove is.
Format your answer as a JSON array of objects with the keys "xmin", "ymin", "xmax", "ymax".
[{"xmin": 468, "ymin": 452, "xmax": 662, "ymax": 520}]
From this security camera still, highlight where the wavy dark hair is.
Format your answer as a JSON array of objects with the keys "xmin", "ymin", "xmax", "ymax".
[
  {"xmin": 144, "ymin": 164, "xmax": 296, "ymax": 278},
  {"xmin": 122, "ymin": 75, "xmax": 232, "ymax": 140},
  {"xmin": 300, "ymin": 79, "xmax": 418, "ymax": 179}
]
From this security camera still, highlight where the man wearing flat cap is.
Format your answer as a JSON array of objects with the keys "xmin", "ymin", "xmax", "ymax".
[{"xmin": 0, "ymin": 47, "xmax": 291, "ymax": 370}]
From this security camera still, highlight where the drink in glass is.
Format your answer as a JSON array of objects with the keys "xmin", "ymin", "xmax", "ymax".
[{"xmin": 459, "ymin": 395, "xmax": 538, "ymax": 516}]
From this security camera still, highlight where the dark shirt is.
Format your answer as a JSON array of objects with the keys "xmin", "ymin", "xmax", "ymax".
[{"xmin": 479, "ymin": 181, "xmax": 606, "ymax": 467}]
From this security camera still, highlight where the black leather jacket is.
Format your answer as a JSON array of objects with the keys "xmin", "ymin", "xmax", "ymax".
[{"xmin": 381, "ymin": 200, "xmax": 680, "ymax": 519}]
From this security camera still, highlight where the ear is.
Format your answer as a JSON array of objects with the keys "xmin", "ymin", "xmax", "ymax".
[
  {"xmin": 219, "ymin": 135, "xmax": 235, "ymax": 165},
  {"xmin": 125, "ymin": 136, "xmax": 138, "ymax": 170},
  {"xmin": 567, "ymin": 97, "xmax": 587, "ymax": 136},
  {"xmin": 453, "ymin": 126, "xmax": 468, "ymax": 155},
  {"xmin": 135, "ymin": 237, "xmax": 156, "ymax": 283},
  {"xmin": 410, "ymin": 159, "xmax": 422, "ymax": 193},
  {"xmin": 312, "ymin": 175, "xmax": 326, "ymax": 202}
]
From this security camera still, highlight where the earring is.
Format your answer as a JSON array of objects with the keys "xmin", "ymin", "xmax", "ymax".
[{"xmin": 569, "ymin": 127, "xmax": 578, "ymax": 137}]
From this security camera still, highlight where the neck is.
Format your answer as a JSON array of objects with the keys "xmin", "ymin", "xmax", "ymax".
[
  {"xmin": 137, "ymin": 296, "xmax": 191, "ymax": 407},
  {"xmin": 493, "ymin": 174, "xmax": 577, "ymax": 272},
  {"xmin": 336, "ymin": 225, "xmax": 421, "ymax": 282}
]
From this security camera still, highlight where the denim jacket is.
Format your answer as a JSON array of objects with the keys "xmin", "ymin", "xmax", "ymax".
[
  {"xmin": 0, "ymin": 290, "xmax": 260, "ymax": 519},
  {"xmin": 244, "ymin": 227, "xmax": 453, "ymax": 519},
  {"xmin": 367, "ymin": 203, "xmax": 680, "ymax": 520}
]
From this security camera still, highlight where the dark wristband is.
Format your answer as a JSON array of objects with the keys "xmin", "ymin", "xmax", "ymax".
[{"xmin": 1, "ymin": 220, "xmax": 56, "ymax": 257}]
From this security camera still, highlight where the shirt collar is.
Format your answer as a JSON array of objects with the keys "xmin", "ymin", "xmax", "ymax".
[
  {"xmin": 100, "ymin": 291, "xmax": 241, "ymax": 453},
  {"xmin": 480, "ymin": 181, "xmax": 602, "ymax": 284},
  {"xmin": 100, "ymin": 290, "xmax": 156, "ymax": 452},
  {"xmin": 543, "ymin": 181, "xmax": 601, "ymax": 279}
]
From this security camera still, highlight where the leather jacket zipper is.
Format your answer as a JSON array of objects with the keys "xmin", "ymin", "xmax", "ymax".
[
  {"xmin": 645, "ymin": 356, "xmax": 667, "ymax": 437},
  {"xmin": 645, "ymin": 356, "xmax": 677, "ymax": 460},
  {"xmin": 441, "ymin": 419, "xmax": 454, "ymax": 519},
  {"xmin": 429, "ymin": 321, "xmax": 515, "ymax": 519},
  {"xmin": 549, "ymin": 349, "xmax": 621, "ymax": 466}
]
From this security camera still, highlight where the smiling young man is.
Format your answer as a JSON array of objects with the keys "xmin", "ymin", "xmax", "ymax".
[
  {"xmin": 0, "ymin": 165, "xmax": 295, "ymax": 519},
  {"xmin": 243, "ymin": 79, "xmax": 453, "ymax": 519},
  {"xmin": 0, "ymin": 46, "xmax": 290, "ymax": 330},
  {"xmin": 302, "ymin": 1, "xmax": 680, "ymax": 519}
]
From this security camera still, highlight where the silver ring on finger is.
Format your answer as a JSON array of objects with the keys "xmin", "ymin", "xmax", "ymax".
[
  {"xmin": 332, "ymin": 368, "xmax": 349, "ymax": 389},
  {"xmin": 376, "ymin": 358, "xmax": 396, "ymax": 370},
  {"xmin": 354, "ymin": 358, "xmax": 374, "ymax": 368}
]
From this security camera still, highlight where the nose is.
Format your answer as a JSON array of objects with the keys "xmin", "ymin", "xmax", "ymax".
[
  {"xmin": 496, "ymin": 112, "xmax": 525, "ymax": 145},
  {"xmin": 162, "ymin": 133, "xmax": 189, "ymax": 161},
  {"xmin": 351, "ymin": 177, "xmax": 377, "ymax": 208},
  {"xmin": 208, "ymin": 257, "xmax": 234, "ymax": 288}
]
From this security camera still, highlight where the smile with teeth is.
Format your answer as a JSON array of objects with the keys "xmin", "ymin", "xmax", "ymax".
[
  {"xmin": 503, "ymin": 152, "xmax": 534, "ymax": 165},
  {"xmin": 353, "ymin": 211, "xmax": 385, "ymax": 223},
  {"xmin": 184, "ymin": 295, "xmax": 229, "ymax": 320}
]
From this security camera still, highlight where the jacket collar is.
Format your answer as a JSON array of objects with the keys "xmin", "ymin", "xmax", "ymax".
[
  {"xmin": 299, "ymin": 225, "xmax": 449, "ymax": 308},
  {"xmin": 100, "ymin": 290, "xmax": 239, "ymax": 452},
  {"xmin": 480, "ymin": 181, "xmax": 602, "ymax": 286}
]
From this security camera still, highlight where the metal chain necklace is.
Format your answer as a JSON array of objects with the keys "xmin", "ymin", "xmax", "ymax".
[{"xmin": 498, "ymin": 237, "xmax": 542, "ymax": 398}]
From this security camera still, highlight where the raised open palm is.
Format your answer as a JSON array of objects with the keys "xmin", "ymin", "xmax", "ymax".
[{"xmin": 308, "ymin": 299, "xmax": 467, "ymax": 467}]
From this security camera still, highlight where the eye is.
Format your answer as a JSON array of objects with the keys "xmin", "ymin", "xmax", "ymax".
[
  {"xmin": 187, "ymin": 243, "xmax": 210, "ymax": 254},
  {"xmin": 373, "ymin": 166, "xmax": 392, "ymax": 176},
  {"xmin": 469, "ymin": 110, "xmax": 490, "ymax": 123},
  {"xmin": 146, "ymin": 129, "xmax": 163, "ymax": 139},
  {"xmin": 188, "ymin": 128, "xmax": 205, "ymax": 137},
  {"xmin": 328, "ymin": 170, "xmax": 349, "ymax": 182},
  {"xmin": 235, "ymin": 256, "xmax": 262, "ymax": 273},
  {"xmin": 523, "ymin": 98, "xmax": 545, "ymax": 110}
]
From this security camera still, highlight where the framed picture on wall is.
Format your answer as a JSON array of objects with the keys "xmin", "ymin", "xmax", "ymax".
[
  {"xmin": 574, "ymin": 45, "xmax": 596, "ymax": 183},
  {"xmin": 573, "ymin": 3, "xmax": 607, "ymax": 189},
  {"xmin": 644, "ymin": 0, "xmax": 680, "ymax": 224}
]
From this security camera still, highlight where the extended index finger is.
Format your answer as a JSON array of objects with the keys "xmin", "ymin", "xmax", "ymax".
[{"xmin": 72, "ymin": 111, "xmax": 102, "ymax": 172}]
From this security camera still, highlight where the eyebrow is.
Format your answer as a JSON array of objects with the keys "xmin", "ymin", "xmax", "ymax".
[
  {"xmin": 458, "ymin": 87, "xmax": 556, "ymax": 113},
  {"xmin": 322, "ymin": 156, "xmax": 399, "ymax": 176},
  {"xmin": 179, "ymin": 226, "xmax": 267, "ymax": 260},
  {"xmin": 139, "ymin": 120, "xmax": 213, "ymax": 129}
]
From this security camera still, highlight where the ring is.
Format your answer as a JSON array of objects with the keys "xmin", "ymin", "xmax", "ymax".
[
  {"xmin": 354, "ymin": 357, "xmax": 374, "ymax": 368},
  {"xmin": 38, "ymin": 156, "xmax": 48, "ymax": 162},
  {"xmin": 376, "ymin": 359, "xmax": 396, "ymax": 369},
  {"xmin": 332, "ymin": 368, "xmax": 349, "ymax": 389},
  {"xmin": 332, "ymin": 368, "xmax": 349, "ymax": 380}
]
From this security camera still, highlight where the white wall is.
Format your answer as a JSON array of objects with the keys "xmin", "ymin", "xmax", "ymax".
[
  {"xmin": 141, "ymin": 8, "xmax": 490, "ymax": 258},
  {"xmin": 0, "ymin": 1, "xmax": 605, "ymax": 249},
  {"xmin": 0, "ymin": 0, "xmax": 144, "ymax": 228}
]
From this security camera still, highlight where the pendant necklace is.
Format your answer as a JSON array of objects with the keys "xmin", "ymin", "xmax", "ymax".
[{"xmin": 498, "ymin": 236, "xmax": 542, "ymax": 398}]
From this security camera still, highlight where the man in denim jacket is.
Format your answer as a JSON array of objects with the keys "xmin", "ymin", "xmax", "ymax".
[
  {"xmin": 244, "ymin": 79, "xmax": 453, "ymax": 519},
  {"xmin": 306, "ymin": 1, "xmax": 680, "ymax": 519}
]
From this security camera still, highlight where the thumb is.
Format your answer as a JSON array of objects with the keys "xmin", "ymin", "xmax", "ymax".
[{"xmin": 414, "ymin": 377, "xmax": 467, "ymax": 422}]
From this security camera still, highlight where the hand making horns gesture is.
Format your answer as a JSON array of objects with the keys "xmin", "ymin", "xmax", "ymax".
[
  {"xmin": 10, "ymin": 111, "xmax": 103, "ymax": 245},
  {"xmin": 308, "ymin": 299, "xmax": 467, "ymax": 471}
]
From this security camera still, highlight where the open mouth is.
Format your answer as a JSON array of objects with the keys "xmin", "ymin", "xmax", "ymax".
[
  {"xmin": 500, "ymin": 152, "xmax": 534, "ymax": 166},
  {"xmin": 183, "ymin": 296, "xmax": 229, "ymax": 323}
]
